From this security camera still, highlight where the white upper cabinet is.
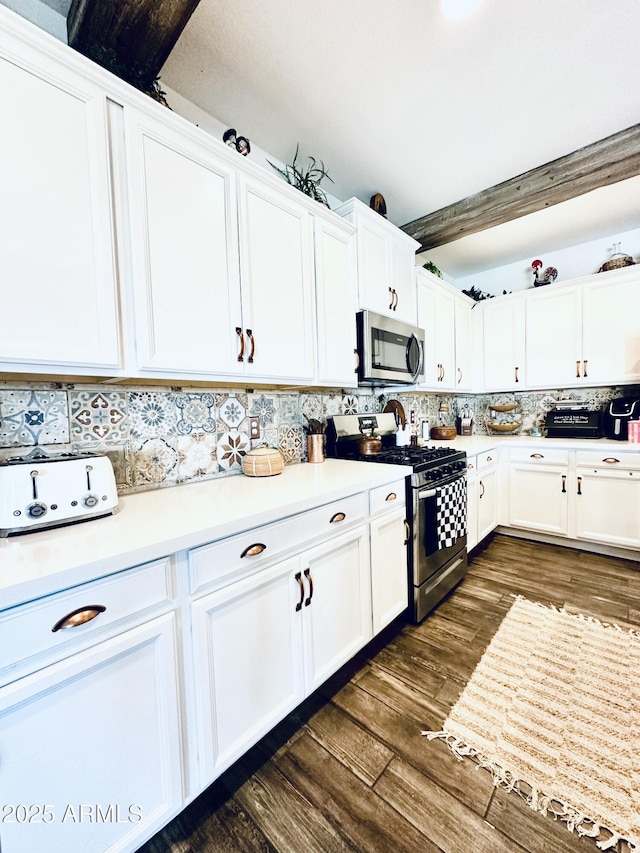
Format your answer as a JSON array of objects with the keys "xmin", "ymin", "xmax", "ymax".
[
  {"xmin": 313, "ymin": 215, "xmax": 358, "ymax": 386},
  {"xmin": 335, "ymin": 198, "xmax": 419, "ymax": 324},
  {"xmin": 0, "ymin": 35, "xmax": 121, "ymax": 374},
  {"xmin": 482, "ymin": 293, "xmax": 526, "ymax": 391},
  {"xmin": 581, "ymin": 267, "xmax": 640, "ymax": 386},
  {"xmin": 125, "ymin": 109, "xmax": 243, "ymax": 378},
  {"xmin": 416, "ymin": 268, "xmax": 455, "ymax": 390},
  {"xmin": 237, "ymin": 173, "xmax": 316, "ymax": 383},
  {"xmin": 525, "ymin": 266, "xmax": 640, "ymax": 389},
  {"xmin": 525, "ymin": 281, "xmax": 582, "ymax": 388},
  {"xmin": 454, "ymin": 292, "xmax": 474, "ymax": 392}
]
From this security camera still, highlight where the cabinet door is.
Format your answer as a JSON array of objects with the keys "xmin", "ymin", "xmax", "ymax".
[
  {"xmin": 466, "ymin": 471, "xmax": 478, "ymax": 551},
  {"xmin": 301, "ymin": 526, "xmax": 372, "ymax": 694},
  {"xmin": 0, "ymin": 52, "xmax": 120, "ymax": 372},
  {"xmin": 238, "ymin": 176, "xmax": 315, "ymax": 382},
  {"xmin": 477, "ymin": 467, "xmax": 498, "ymax": 543},
  {"xmin": 314, "ymin": 217, "xmax": 358, "ymax": 385},
  {"xmin": 581, "ymin": 269, "xmax": 640, "ymax": 386},
  {"xmin": 508, "ymin": 463, "xmax": 569, "ymax": 536},
  {"xmin": 125, "ymin": 112, "xmax": 242, "ymax": 377},
  {"xmin": 190, "ymin": 557, "xmax": 304, "ymax": 787},
  {"xmin": 525, "ymin": 284, "xmax": 582, "ymax": 388},
  {"xmin": 416, "ymin": 271, "xmax": 455, "ymax": 390},
  {"xmin": 0, "ymin": 614, "xmax": 182, "ymax": 853},
  {"xmin": 454, "ymin": 294, "xmax": 473, "ymax": 392},
  {"xmin": 574, "ymin": 468, "xmax": 640, "ymax": 549},
  {"xmin": 389, "ymin": 238, "xmax": 418, "ymax": 325},
  {"xmin": 482, "ymin": 297, "xmax": 526, "ymax": 391},
  {"xmin": 358, "ymin": 216, "xmax": 393, "ymax": 317},
  {"xmin": 370, "ymin": 508, "xmax": 409, "ymax": 633}
]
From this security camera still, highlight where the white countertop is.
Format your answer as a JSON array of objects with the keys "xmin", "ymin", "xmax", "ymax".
[
  {"xmin": 0, "ymin": 459, "xmax": 411, "ymax": 610},
  {"xmin": 426, "ymin": 434, "xmax": 640, "ymax": 456}
]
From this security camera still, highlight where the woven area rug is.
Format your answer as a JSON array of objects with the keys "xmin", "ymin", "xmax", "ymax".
[{"xmin": 423, "ymin": 596, "xmax": 640, "ymax": 851}]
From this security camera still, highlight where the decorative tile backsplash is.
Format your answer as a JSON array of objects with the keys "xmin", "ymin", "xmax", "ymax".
[{"xmin": 0, "ymin": 381, "xmax": 636, "ymax": 495}]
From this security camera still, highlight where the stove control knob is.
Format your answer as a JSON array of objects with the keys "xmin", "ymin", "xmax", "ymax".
[
  {"xmin": 26, "ymin": 501, "xmax": 47, "ymax": 519},
  {"xmin": 83, "ymin": 493, "xmax": 99, "ymax": 509}
]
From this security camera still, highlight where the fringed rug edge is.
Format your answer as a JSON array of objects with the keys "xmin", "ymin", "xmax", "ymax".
[{"xmin": 422, "ymin": 729, "xmax": 638, "ymax": 852}]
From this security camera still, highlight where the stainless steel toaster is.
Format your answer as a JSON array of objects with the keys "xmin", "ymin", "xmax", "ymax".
[{"xmin": 0, "ymin": 450, "xmax": 119, "ymax": 536}]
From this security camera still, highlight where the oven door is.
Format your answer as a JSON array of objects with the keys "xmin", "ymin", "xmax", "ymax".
[{"xmin": 414, "ymin": 475, "xmax": 467, "ymax": 587}]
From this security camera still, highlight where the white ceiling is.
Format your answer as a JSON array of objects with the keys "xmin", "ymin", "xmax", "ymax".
[
  {"xmin": 158, "ymin": 0, "xmax": 640, "ymax": 278},
  {"xmin": 24, "ymin": 0, "xmax": 640, "ymax": 277}
]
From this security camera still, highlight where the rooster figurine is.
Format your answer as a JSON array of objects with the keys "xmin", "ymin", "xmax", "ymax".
[{"xmin": 531, "ymin": 259, "xmax": 558, "ymax": 287}]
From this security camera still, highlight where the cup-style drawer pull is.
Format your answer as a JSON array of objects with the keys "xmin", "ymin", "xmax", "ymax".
[
  {"xmin": 240, "ymin": 542, "xmax": 266, "ymax": 558},
  {"xmin": 52, "ymin": 605, "xmax": 106, "ymax": 632},
  {"xmin": 530, "ymin": 453, "xmax": 544, "ymax": 458},
  {"xmin": 467, "ymin": 462, "xmax": 474, "ymax": 470},
  {"xmin": 602, "ymin": 457, "xmax": 620, "ymax": 464},
  {"xmin": 385, "ymin": 492, "xmax": 397, "ymax": 502},
  {"xmin": 485, "ymin": 456, "xmax": 493, "ymax": 462},
  {"xmin": 330, "ymin": 512, "xmax": 346, "ymax": 524}
]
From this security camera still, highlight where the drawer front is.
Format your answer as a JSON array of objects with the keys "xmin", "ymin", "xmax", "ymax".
[
  {"xmin": 476, "ymin": 449, "xmax": 498, "ymax": 472},
  {"xmin": 510, "ymin": 447, "xmax": 569, "ymax": 466},
  {"xmin": 0, "ymin": 557, "xmax": 172, "ymax": 676},
  {"xmin": 189, "ymin": 492, "xmax": 368, "ymax": 595},
  {"xmin": 369, "ymin": 479, "xmax": 406, "ymax": 517},
  {"xmin": 576, "ymin": 450, "xmax": 640, "ymax": 471}
]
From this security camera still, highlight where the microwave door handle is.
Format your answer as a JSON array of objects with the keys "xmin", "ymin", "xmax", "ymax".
[{"xmin": 407, "ymin": 334, "xmax": 423, "ymax": 382}]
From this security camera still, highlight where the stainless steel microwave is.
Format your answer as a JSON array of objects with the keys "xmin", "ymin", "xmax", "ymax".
[{"xmin": 356, "ymin": 310, "xmax": 425, "ymax": 385}]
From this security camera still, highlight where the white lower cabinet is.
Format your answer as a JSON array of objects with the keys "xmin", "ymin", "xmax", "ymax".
[
  {"xmin": 190, "ymin": 524, "xmax": 371, "ymax": 788},
  {"xmin": 465, "ymin": 456, "xmax": 478, "ymax": 550},
  {"xmin": 476, "ymin": 451, "xmax": 499, "ymax": 544},
  {"xmin": 574, "ymin": 465, "xmax": 640, "ymax": 549},
  {"xmin": 507, "ymin": 449, "xmax": 570, "ymax": 537},
  {"xmin": 0, "ymin": 614, "xmax": 183, "ymax": 853},
  {"xmin": 369, "ymin": 480, "xmax": 408, "ymax": 632}
]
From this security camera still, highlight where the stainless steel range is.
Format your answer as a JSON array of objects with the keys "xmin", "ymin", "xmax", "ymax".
[{"xmin": 326, "ymin": 413, "xmax": 468, "ymax": 622}]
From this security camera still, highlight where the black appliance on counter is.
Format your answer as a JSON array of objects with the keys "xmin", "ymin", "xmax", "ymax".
[
  {"xmin": 326, "ymin": 414, "xmax": 468, "ymax": 623},
  {"xmin": 544, "ymin": 403, "xmax": 602, "ymax": 439},
  {"xmin": 602, "ymin": 397, "xmax": 640, "ymax": 440}
]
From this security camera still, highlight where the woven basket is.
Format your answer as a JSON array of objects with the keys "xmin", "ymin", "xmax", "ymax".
[
  {"xmin": 242, "ymin": 447, "xmax": 284, "ymax": 477},
  {"xmin": 598, "ymin": 255, "xmax": 635, "ymax": 272}
]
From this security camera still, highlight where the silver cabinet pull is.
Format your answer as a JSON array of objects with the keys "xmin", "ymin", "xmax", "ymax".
[
  {"xmin": 52, "ymin": 605, "xmax": 106, "ymax": 632},
  {"xmin": 241, "ymin": 542, "xmax": 266, "ymax": 558}
]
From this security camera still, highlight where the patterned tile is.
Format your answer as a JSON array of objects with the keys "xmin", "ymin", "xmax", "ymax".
[
  {"xmin": 301, "ymin": 393, "xmax": 323, "ymax": 421},
  {"xmin": 217, "ymin": 429, "xmax": 250, "ymax": 472},
  {"xmin": 322, "ymin": 394, "xmax": 342, "ymax": 416},
  {"xmin": 278, "ymin": 394, "xmax": 299, "ymax": 424},
  {"xmin": 177, "ymin": 433, "xmax": 219, "ymax": 482},
  {"xmin": 248, "ymin": 393, "xmax": 277, "ymax": 427},
  {"xmin": 278, "ymin": 424, "xmax": 304, "ymax": 464},
  {"xmin": 69, "ymin": 390, "xmax": 128, "ymax": 444},
  {"xmin": 103, "ymin": 444, "xmax": 134, "ymax": 493},
  {"xmin": 217, "ymin": 394, "xmax": 247, "ymax": 429},
  {"xmin": 342, "ymin": 394, "xmax": 358, "ymax": 414},
  {"xmin": 0, "ymin": 388, "xmax": 69, "ymax": 447},
  {"xmin": 128, "ymin": 391, "xmax": 178, "ymax": 438},
  {"xmin": 132, "ymin": 436, "xmax": 179, "ymax": 486},
  {"xmin": 174, "ymin": 392, "xmax": 216, "ymax": 435}
]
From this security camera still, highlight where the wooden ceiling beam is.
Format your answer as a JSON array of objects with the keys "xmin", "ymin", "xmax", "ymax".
[
  {"xmin": 401, "ymin": 124, "xmax": 640, "ymax": 253},
  {"xmin": 67, "ymin": 0, "xmax": 202, "ymax": 91}
]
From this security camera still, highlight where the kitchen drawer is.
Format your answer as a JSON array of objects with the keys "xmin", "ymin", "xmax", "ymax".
[
  {"xmin": 576, "ymin": 450, "xmax": 640, "ymax": 471},
  {"xmin": 510, "ymin": 447, "xmax": 569, "ymax": 466},
  {"xmin": 476, "ymin": 449, "xmax": 498, "ymax": 472},
  {"xmin": 189, "ymin": 492, "xmax": 367, "ymax": 595},
  {"xmin": 369, "ymin": 479, "xmax": 406, "ymax": 517},
  {"xmin": 0, "ymin": 557, "xmax": 172, "ymax": 678}
]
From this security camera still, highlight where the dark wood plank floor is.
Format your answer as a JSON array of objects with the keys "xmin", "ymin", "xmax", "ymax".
[{"xmin": 138, "ymin": 534, "xmax": 640, "ymax": 853}]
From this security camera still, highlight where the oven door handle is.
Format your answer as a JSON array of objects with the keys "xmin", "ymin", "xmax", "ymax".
[
  {"xmin": 418, "ymin": 488, "xmax": 437, "ymax": 499},
  {"xmin": 406, "ymin": 334, "xmax": 424, "ymax": 382}
]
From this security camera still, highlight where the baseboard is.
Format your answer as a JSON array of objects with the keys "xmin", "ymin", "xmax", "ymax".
[{"xmin": 495, "ymin": 526, "xmax": 640, "ymax": 564}]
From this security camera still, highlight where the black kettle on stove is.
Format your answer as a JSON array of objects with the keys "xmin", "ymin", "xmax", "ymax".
[{"xmin": 602, "ymin": 397, "xmax": 640, "ymax": 440}]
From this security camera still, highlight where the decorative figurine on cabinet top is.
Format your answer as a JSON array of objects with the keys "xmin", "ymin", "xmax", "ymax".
[
  {"xmin": 531, "ymin": 259, "xmax": 558, "ymax": 287},
  {"xmin": 222, "ymin": 128, "xmax": 251, "ymax": 156}
]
